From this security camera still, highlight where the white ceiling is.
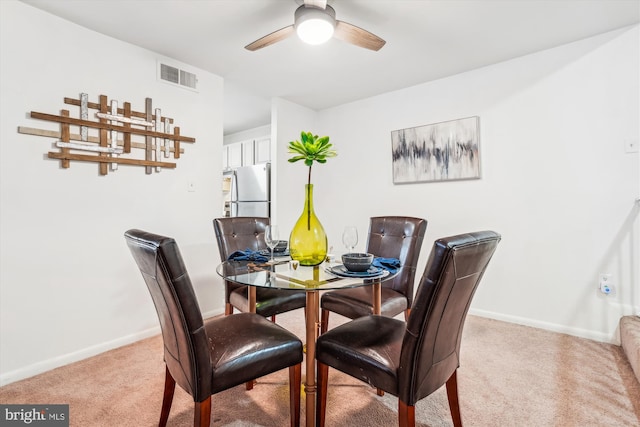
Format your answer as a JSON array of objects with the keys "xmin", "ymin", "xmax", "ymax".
[{"xmin": 20, "ymin": 0, "xmax": 640, "ymax": 135}]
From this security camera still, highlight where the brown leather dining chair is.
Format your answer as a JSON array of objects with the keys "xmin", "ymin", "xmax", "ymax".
[
  {"xmin": 213, "ymin": 217, "xmax": 306, "ymax": 321},
  {"xmin": 320, "ymin": 216, "xmax": 427, "ymax": 334},
  {"xmin": 125, "ymin": 229, "xmax": 303, "ymax": 427},
  {"xmin": 315, "ymin": 230, "xmax": 501, "ymax": 427}
]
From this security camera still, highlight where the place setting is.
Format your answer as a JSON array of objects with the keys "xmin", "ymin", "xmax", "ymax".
[{"xmin": 324, "ymin": 225, "xmax": 401, "ymax": 278}]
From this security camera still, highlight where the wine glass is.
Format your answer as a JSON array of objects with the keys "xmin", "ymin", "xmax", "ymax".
[
  {"xmin": 265, "ymin": 225, "xmax": 279, "ymax": 263},
  {"xmin": 342, "ymin": 226, "xmax": 358, "ymax": 253}
]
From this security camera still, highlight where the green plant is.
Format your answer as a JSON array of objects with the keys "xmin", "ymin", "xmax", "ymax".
[{"xmin": 287, "ymin": 131, "xmax": 337, "ymax": 185}]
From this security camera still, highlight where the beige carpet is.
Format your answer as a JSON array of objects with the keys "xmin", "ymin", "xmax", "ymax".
[{"xmin": 1, "ymin": 311, "xmax": 639, "ymax": 426}]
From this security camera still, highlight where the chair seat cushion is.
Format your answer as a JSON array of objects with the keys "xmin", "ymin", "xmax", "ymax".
[
  {"xmin": 321, "ymin": 287, "xmax": 408, "ymax": 320},
  {"xmin": 230, "ymin": 286, "xmax": 306, "ymax": 318},
  {"xmin": 205, "ymin": 313, "xmax": 303, "ymax": 394},
  {"xmin": 316, "ymin": 315, "xmax": 405, "ymax": 395}
]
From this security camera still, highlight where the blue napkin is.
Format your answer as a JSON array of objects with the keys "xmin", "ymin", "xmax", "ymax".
[
  {"xmin": 372, "ymin": 257, "xmax": 401, "ymax": 274},
  {"xmin": 227, "ymin": 249, "xmax": 269, "ymax": 262}
]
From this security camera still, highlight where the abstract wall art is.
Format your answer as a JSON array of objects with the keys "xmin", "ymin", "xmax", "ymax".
[
  {"xmin": 19, "ymin": 92, "xmax": 195, "ymax": 176},
  {"xmin": 391, "ymin": 116, "xmax": 480, "ymax": 184}
]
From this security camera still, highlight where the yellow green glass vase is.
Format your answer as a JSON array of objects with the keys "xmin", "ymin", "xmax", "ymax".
[{"xmin": 289, "ymin": 184, "xmax": 328, "ymax": 266}]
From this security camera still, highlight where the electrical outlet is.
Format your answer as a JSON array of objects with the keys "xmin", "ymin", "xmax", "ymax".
[
  {"xmin": 599, "ymin": 273, "xmax": 613, "ymax": 295},
  {"xmin": 187, "ymin": 180, "xmax": 196, "ymax": 192}
]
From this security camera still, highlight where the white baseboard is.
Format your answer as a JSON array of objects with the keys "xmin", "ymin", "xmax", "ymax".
[
  {"xmin": 469, "ymin": 308, "xmax": 615, "ymax": 344},
  {"xmin": 4, "ymin": 306, "xmax": 622, "ymax": 387},
  {"xmin": 202, "ymin": 308, "xmax": 224, "ymax": 319},
  {"xmin": 0, "ymin": 308, "xmax": 225, "ymax": 387},
  {"xmin": 0, "ymin": 326, "xmax": 158, "ymax": 387}
]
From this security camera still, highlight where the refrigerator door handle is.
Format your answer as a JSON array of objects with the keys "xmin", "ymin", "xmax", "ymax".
[{"xmin": 231, "ymin": 170, "xmax": 238, "ymax": 203}]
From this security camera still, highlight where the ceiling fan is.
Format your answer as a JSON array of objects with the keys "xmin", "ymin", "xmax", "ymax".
[{"xmin": 245, "ymin": 0, "xmax": 386, "ymax": 52}]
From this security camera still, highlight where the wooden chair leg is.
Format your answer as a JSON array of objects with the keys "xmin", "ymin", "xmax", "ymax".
[
  {"xmin": 398, "ymin": 400, "xmax": 415, "ymax": 427},
  {"xmin": 320, "ymin": 309, "xmax": 329, "ymax": 334},
  {"xmin": 194, "ymin": 397, "xmax": 211, "ymax": 427},
  {"xmin": 225, "ymin": 303, "xmax": 233, "ymax": 316},
  {"xmin": 316, "ymin": 362, "xmax": 329, "ymax": 427},
  {"xmin": 271, "ymin": 315, "xmax": 276, "ymax": 322},
  {"xmin": 289, "ymin": 364, "xmax": 301, "ymax": 427},
  {"xmin": 159, "ymin": 366, "xmax": 176, "ymax": 427},
  {"xmin": 446, "ymin": 370, "xmax": 463, "ymax": 427}
]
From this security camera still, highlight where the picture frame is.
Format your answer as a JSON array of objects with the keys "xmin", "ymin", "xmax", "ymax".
[{"xmin": 391, "ymin": 116, "xmax": 481, "ymax": 184}]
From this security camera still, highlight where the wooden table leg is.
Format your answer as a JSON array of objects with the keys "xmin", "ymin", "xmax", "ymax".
[
  {"xmin": 246, "ymin": 286, "xmax": 257, "ymax": 390},
  {"xmin": 373, "ymin": 281, "xmax": 381, "ymax": 315},
  {"xmin": 305, "ymin": 290, "xmax": 319, "ymax": 427},
  {"xmin": 373, "ymin": 280, "xmax": 385, "ymax": 396},
  {"xmin": 248, "ymin": 287, "xmax": 256, "ymax": 313}
]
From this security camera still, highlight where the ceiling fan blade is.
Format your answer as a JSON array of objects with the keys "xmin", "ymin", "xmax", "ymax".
[
  {"xmin": 334, "ymin": 21, "xmax": 386, "ymax": 51},
  {"xmin": 245, "ymin": 25, "xmax": 295, "ymax": 51}
]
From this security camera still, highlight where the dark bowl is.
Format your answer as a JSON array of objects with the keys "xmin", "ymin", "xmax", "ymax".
[
  {"xmin": 342, "ymin": 253, "xmax": 374, "ymax": 272},
  {"xmin": 274, "ymin": 240, "xmax": 288, "ymax": 253}
]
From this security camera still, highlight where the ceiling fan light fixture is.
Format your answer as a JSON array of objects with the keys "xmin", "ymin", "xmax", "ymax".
[
  {"xmin": 245, "ymin": 3, "xmax": 385, "ymax": 52},
  {"xmin": 295, "ymin": 6, "xmax": 335, "ymax": 45}
]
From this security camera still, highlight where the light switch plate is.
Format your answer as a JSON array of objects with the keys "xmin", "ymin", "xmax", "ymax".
[{"xmin": 625, "ymin": 139, "xmax": 639, "ymax": 153}]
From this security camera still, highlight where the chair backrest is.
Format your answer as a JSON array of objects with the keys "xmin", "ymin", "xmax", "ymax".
[
  {"xmin": 366, "ymin": 216, "xmax": 427, "ymax": 305},
  {"xmin": 398, "ymin": 230, "xmax": 501, "ymax": 405},
  {"xmin": 124, "ymin": 229, "xmax": 212, "ymax": 402},
  {"xmin": 213, "ymin": 217, "xmax": 270, "ymax": 260}
]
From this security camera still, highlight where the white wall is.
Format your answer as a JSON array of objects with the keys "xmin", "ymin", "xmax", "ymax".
[
  {"xmin": 274, "ymin": 26, "xmax": 639, "ymax": 343},
  {"xmin": 223, "ymin": 124, "xmax": 270, "ymax": 145},
  {"xmin": 0, "ymin": 1, "xmax": 226, "ymax": 385},
  {"xmin": 271, "ymin": 98, "xmax": 318, "ymax": 231}
]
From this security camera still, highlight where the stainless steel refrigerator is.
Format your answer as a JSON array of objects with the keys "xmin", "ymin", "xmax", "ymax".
[{"xmin": 228, "ymin": 163, "xmax": 271, "ymax": 217}]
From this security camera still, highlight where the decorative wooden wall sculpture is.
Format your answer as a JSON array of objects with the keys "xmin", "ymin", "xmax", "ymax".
[{"xmin": 18, "ymin": 93, "xmax": 196, "ymax": 175}]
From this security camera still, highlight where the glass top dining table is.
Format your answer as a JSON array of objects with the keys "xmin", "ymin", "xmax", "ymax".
[{"xmin": 216, "ymin": 257, "xmax": 398, "ymax": 427}]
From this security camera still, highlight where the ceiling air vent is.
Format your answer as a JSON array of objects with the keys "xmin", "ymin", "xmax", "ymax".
[{"xmin": 158, "ymin": 62, "xmax": 198, "ymax": 91}]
